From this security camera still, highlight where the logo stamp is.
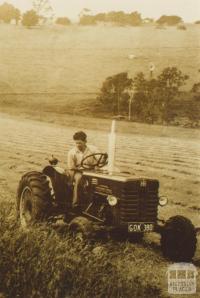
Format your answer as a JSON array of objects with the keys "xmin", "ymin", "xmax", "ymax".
[{"xmin": 167, "ymin": 263, "xmax": 198, "ymax": 294}]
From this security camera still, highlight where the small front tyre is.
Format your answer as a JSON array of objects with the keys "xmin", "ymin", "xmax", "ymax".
[{"xmin": 161, "ymin": 215, "xmax": 197, "ymax": 262}]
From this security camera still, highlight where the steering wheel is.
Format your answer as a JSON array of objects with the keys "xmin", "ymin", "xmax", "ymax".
[{"xmin": 80, "ymin": 153, "xmax": 108, "ymax": 170}]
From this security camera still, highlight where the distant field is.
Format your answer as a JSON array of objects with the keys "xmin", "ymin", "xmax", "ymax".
[{"xmin": 0, "ymin": 23, "xmax": 200, "ymax": 112}]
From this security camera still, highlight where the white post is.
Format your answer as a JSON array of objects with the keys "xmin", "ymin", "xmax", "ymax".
[
  {"xmin": 129, "ymin": 95, "xmax": 134, "ymax": 121},
  {"xmin": 127, "ymin": 89, "xmax": 134, "ymax": 121},
  {"xmin": 149, "ymin": 62, "xmax": 155, "ymax": 78},
  {"xmin": 108, "ymin": 120, "xmax": 116, "ymax": 175}
]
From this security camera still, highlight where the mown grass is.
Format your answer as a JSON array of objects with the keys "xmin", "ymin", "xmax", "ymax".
[{"xmin": 0, "ymin": 202, "xmax": 168, "ymax": 298}]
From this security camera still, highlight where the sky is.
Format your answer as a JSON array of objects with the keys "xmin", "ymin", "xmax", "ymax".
[{"xmin": 0, "ymin": 0, "xmax": 200, "ymax": 22}]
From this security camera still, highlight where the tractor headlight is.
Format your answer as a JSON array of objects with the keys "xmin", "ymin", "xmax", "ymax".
[
  {"xmin": 159, "ymin": 196, "xmax": 168, "ymax": 206},
  {"xmin": 107, "ymin": 195, "xmax": 118, "ymax": 206}
]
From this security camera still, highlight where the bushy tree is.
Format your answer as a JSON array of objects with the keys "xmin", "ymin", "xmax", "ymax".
[
  {"xmin": 79, "ymin": 14, "xmax": 96, "ymax": 25},
  {"xmin": 105, "ymin": 11, "xmax": 142, "ymax": 26},
  {"xmin": 157, "ymin": 67, "xmax": 189, "ymax": 103},
  {"xmin": 14, "ymin": 8, "xmax": 21, "ymax": 24},
  {"xmin": 191, "ymin": 82, "xmax": 200, "ymax": 93},
  {"xmin": 79, "ymin": 10, "xmax": 142, "ymax": 26},
  {"xmin": 132, "ymin": 67, "xmax": 189, "ymax": 123},
  {"xmin": 128, "ymin": 11, "xmax": 142, "ymax": 26},
  {"xmin": 0, "ymin": 2, "xmax": 21, "ymax": 24},
  {"xmin": 105, "ymin": 11, "xmax": 125, "ymax": 25},
  {"xmin": 94, "ymin": 13, "xmax": 106, "ymax": 23},
  {"xmin": 56, "ymin": 17, "xmax": 71, "ymax": 26},
  {"xmin": 22, "ymin": 10, "xmax": 39, "ymax": 28},
  {"xmin": 157, "ymin": 15, "xmax": 183, "ymax": 26},
  {"xmin": 79, "ymin": 8, "xmax": 91, "ymax": 18},
  {"xmin": 33, "ymin": 0, "xmax": 53, "ymax": 17},
  {"xmin": 191, "ymin": 82, "xmax": 200, "ymax": 101},
  {"xmin": 97, "ymin": 72, "xmax": 133, "ymax": 114},
  {"xmin": 186, "ymin": 102, "xmax": 200, "ymax": 126},
  {"xmin": 132, "ymin": 73, "xmax": 161, "ymax": 123},
  {"xmin": 177, "ymin": 24, "xmax": 187, "ymax": 30}
]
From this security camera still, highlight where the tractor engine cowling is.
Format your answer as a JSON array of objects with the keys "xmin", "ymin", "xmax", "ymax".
[{"xmin": 82, "ymin": 172, "xmax": 159, "ymax": 228}]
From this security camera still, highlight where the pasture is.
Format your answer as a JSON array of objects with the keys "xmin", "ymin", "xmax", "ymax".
[{"xmin": 0, "ymin": 23, "xmax": 200, "ymax": 114}]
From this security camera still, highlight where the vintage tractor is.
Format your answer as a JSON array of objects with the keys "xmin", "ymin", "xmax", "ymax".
[{"xmin": 16, "ymin": 121, "xmax": 197, "ymax": 262}]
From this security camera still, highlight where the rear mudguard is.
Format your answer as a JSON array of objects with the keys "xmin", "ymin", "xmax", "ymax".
[{"xmin": 43, "ymin": 166, "xmax": 72, "ymax": 207}]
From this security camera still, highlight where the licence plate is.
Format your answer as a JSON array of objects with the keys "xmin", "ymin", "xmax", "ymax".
[{"xmin": 128, "ymin": 222, "xmax": 154, "ymax": 233}]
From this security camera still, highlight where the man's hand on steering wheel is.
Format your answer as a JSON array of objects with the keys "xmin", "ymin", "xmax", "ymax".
[{"xmin": 80, "ymin": 153, "xmax": 108, "ymax": 170}]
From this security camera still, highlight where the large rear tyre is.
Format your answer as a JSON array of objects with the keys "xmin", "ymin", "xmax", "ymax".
[
  {"xmin": 17, "ymin": 171, "xmax": 52, "ymax": 228},
  {"xmin": 161, "ymin": 215, "xmax": 197, "ymax": 262}
]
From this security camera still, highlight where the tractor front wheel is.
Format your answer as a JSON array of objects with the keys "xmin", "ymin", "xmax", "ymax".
[{"xmin": 161, "ymin": 215, "xmax": 197, "ymax": 262}]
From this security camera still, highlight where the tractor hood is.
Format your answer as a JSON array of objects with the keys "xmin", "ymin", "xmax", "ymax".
[{"xmin": 83, "ymin": 170, "xmax": 158, "ymax": 183}]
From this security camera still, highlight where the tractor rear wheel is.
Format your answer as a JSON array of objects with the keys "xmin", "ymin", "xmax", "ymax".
[
  {"xmin": 69, "ymin": 216, "xmax": 94, "ymax": 241},
  {"xmin": 17, "ymin": 171, "xmax": 52, "ymax": 228},
  {"xmin": 161, "ymin": 215, "xmax": 197, "ymax": 262}
]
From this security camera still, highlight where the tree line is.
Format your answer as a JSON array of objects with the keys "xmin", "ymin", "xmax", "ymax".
[
  {"xmin": 0, "ymin": 2, "xmax": 20, "ymax": 24},
  {"xmin": 79, "ymin": 11, "xmax": 143, "ymax": 26},
  {"xmin": 0, "ymin": 1, "xmax": 199, "ymax": 28},
  {"xmin": 79, "ymin": 12, "xmax": 185, "ymax": 26},
  {"xmin": 0, "ymin": 1, "xmax": 71, "ymax": 27},
  {"xmin": 97, "ymin": 68, "xmax": 200, "ymax": 127}
]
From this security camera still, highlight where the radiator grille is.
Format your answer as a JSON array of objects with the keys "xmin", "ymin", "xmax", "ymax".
[{"xmin": 120, "ymin": 181, "xmax": 159, "ymax": 223}]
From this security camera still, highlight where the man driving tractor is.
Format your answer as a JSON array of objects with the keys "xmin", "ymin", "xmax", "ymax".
[{"xmin": 68, "ymin": 131, "xmax": 100, "ymax": 210}]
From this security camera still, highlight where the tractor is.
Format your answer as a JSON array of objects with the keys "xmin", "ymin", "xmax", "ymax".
[{"xmin": 16, "ymin": 121, "xmax": 197, "ymax": 262}]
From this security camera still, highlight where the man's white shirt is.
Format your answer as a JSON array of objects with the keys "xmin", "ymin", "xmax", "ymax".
[{"xmin": 67, "ymin": 145, "xmax": 99, "ymax": 170}]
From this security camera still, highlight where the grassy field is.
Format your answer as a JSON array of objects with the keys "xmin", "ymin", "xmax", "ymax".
[
  {"xmin": 0, "ymin": 23, "xmax": 200, "ymax": 297},
  {"xmin": 0, "ymin": 23, "xmax": 200, "ymax": 114}
]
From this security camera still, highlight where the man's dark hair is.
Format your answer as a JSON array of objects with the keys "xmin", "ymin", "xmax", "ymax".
[{"xmin": 73, "ymin": 131, "xmax": 87, "ymax": 141}]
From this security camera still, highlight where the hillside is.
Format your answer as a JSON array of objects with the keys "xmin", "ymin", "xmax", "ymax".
[{"xmin": 0, "ymin": 23, "xmax": 199, "ymax": 114}]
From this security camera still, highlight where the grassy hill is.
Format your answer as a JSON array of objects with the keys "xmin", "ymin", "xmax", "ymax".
[{"xmin": 0, "ymin": 23, "xmax": 200, "ymax": 115}]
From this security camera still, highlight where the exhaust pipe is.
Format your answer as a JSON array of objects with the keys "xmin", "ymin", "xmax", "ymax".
[{"xmin": 108, "ymin": 120, "xmax": 116, "ymax": 175}]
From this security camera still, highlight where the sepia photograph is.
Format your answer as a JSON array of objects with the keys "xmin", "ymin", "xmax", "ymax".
[{"xmin": 0, "ymin": 0, "xmax": 199, "ymax": 297}]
